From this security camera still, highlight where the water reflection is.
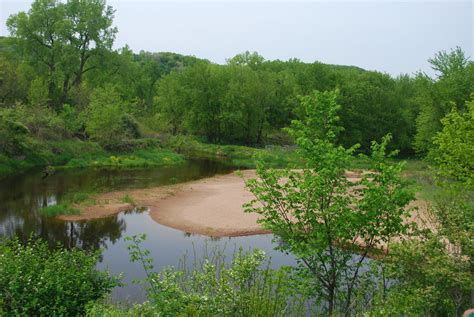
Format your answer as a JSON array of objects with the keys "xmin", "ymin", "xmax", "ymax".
[
  {"xmin": 0, "ymin": 160, "xmax": 295, "ymax": 303},
  {"xmin": 0, "ymin": 160, "xmax": 234, "ymax": 248}
]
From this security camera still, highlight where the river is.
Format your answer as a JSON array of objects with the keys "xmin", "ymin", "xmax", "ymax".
[{"xmin": 0, "ymin": 160, "xmax": 295, "ymax": 302}]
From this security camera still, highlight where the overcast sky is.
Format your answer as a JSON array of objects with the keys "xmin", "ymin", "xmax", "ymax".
[{"xmin": 1, "ymin": 0, "xmax": 472, "ymax": 76}]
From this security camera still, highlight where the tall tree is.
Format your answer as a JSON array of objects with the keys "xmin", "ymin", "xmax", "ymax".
[
  {"xmin": 62, "ymin": 0, "xmax": 117, "ymax": 91},
  {"xmin": 7, "ymin": 0, "xmax": 65, "ymax": 106},
  {"xmin": 7, "ymin": 0, "xmax": 117, "ymax": 108},
  {"xmin": 414, "ymin": 47, "xmax": 474, "ymax": 155}
]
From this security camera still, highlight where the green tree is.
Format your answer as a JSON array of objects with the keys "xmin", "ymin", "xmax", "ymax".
[
  {"xmin": 223, "ymin": 65, "xmax": 277, "ymax": 144},
  {"xmin": 27, "ymin": 77, "xmax": 49, "ymax": 106},
  {"xmin": 338, "ymin": 71, "xmax": 416, "ymax": 154},
  {"xmin": 244, "ymin": 90, "xmax": 414, "ymax": 315},
  {"xmin": 432, "ymin": 95, "xmax": 474, "ymax": 187},
  {"xmin": 371, "ymin": 95, "xmax": 474, "ymax": 316},
  {"xmin": 7, "ymin": 0, "xmax": 65, "ymax": 106},
  {"xmin": 154, "ymin": 71, "xmax": 188, "ymax": 134},
  {"xmin": 7, "ymin": 0, "xmax": 117, "ymax": 107},
  {"xmin": 414, "ymin": 47, "xmax": 474, "ymax": 154},
  {"xmin": 85, "ymin": 86, "xmax": 139, "ymax": 149},
  {"xmin": 227, "ymin": 51, "xmax": 265, "ymax": 70}
]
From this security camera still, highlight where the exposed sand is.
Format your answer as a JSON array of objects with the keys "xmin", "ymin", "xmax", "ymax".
[
  {"xmin": 148, "ymin": 170, "xmax": 268, "ymax": 237},
  {"xmin": 61, "ymin": 169, "xmax": 431, "ymax": 242},
  {"xmin": 60, "ymin": 170, "xmax": 269, "ymax": 237}
]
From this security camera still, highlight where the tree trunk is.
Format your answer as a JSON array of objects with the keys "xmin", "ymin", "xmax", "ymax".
[{"xmin": 328, "ymin": 284, "xmax": 335, "ymax": 316}]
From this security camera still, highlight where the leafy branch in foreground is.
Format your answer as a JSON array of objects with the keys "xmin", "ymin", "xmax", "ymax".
[
  {"xmin": 244, "ymin": 90, "xmax": 414, "ymax": 315},
  {"xmin": 0, "ymin": 237, "xmax": 119, "ymax": 316},
  {"xmin": 125, "ymin": 235, "xmax": 304, "ymax": 316},
  {"xmin": 371, "ymin": 94, "xmax": 474, "ymax": 316}
]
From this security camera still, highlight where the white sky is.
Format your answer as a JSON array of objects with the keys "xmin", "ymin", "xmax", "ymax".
[{"xmin": 1, "ymin": 0, "xmax": 472, "ymax": 76}]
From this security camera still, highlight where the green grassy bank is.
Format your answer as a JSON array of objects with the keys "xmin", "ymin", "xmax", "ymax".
[
  {"xmin": 0, "ymin": 138, "xmax": 185, "ymax": 178},
  {"xmin": 165, "ymin": 135, "xmax": 304, "ymax": 168}
]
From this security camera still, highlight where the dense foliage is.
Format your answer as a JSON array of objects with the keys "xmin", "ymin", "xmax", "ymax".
[
  {"xmin": 0, "ymin": 237, "xmax": 119, "ymax": 316},
  {"xmin": 0, "ymin": 0, "xmax": 473, "ymax": 315},
  {"xmin": 244, "ymin": 90, "xmax": 414, "ymax": 315},
  {"xmin": 123, "ymin": 234, "xmax": 303, "ymax": 316},
  {"xmin": 2, "ymin": 0, "xmax": 473, "ymax": 178}
]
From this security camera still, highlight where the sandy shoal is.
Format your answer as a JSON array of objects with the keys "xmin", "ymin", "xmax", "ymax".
[
  {"xmin": 59, "ymin": 170, "xmax": 270, "ymax": 237},
  {"xmin": 59, "ymin": 169, "xmax": 431, "ymax": 241}
]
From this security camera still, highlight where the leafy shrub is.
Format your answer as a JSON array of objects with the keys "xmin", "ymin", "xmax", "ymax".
[
  {"xmin": 126, "ymin": 234, "xmax": 304, "ymax": 316},
  {"xmin": 431, "ymin": 96, "xmax": 474, "ymax": 187},
  {"xmin": 85, "ymin": 86, "xmax": 141, "ymax": 150},
  {"xmin": 371, "ymin": 234, "xmax": 474, "ymax": 316},
  {"xmin": 59, "ymin": 104, "xmax": 86, "ymax": 136},
  {"xmin": 0, "ymin": 108, "xmax": 31, "ymax": 155},
  {"xmin": 0, "ymin": 237, "xmax": 119, "ymax": 316}
]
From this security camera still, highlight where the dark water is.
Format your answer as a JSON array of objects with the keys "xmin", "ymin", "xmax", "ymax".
[{"xmin": 0, "ymin": 160, "xmax": 294, "ymax": 302}]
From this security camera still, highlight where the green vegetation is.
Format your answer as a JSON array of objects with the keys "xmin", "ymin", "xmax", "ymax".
[
  {"xmin": 62, "ymin": 147, "xmax": 184, "ymax": 169},
  {"xmin": 2, "ymin": 0, "xmax": 472, "ymax": 179},
  {"xmin": 0, "ymin": 237, "xmax": 119, "ymax": 316},
  {"xmin": 114, "ymin": 235, "xmax": 305, "ymax": 316},
  {"xmin": 38, "ymin": 203, "xmax": 80, "ymax": 217},
  {"xmin": 39, "ymin": 191, "xmax": 95, "ymax": 217},
  {"xmin": 0, "ymin": 132, "xmax": 184, "ymax": 177},
  {"xmin": 245, "ymin": 91, "xmax": 414, "ymax": 315},
  {"xmin": 0, "ymin": 0, "xmax": 472, "ymax": 315},
  {"xmin": 120, "ymin": 194, "xmax": 136, "ymax": 206},
  {"xmin": 166, "ymin": 135, "xmax": 302, "ymax": 168}
]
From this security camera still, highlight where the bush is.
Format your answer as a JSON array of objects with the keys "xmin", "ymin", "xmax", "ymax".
[
  {"xmin": 126, "ymin": 235, "xmax": 304, "ymax": 316},
  {"xmin": 0, "ymin": 108, "xmax": 31, "ymax": 155},
  {"xmin": 59, "ymin": 104, "xmax": 86, "ymax": 137},
  {"xmin": 85, "ymin": 86, "xmax": 141, "ymax": 150},
  {"xmin": 0, "ymin": 237, "xmax": 119, "ymax": 316}
]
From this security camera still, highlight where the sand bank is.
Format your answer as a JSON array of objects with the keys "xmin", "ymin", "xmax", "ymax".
[
  {"xmin": 60, "ymin": 170, "xmax": 430, "ymax": 240},
  {"xmin": 59, "ymin": 170, "xmax": 269, "ymax": 237}
]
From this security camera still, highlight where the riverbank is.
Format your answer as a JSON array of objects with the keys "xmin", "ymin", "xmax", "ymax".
[
  {"xmin": 0, "ymin": 139, "xmax": 185, "ymax": 178},
  {"xmin": 60, "ymin": 169, "xmax": 431, "ymax": 242},
  {"xmin": 60, "ymin": 170, "xmax": 269, "ymax": 236},
  {"xmin": 0, "ymin": 136, "xmax": 304, "ymax": 178},
  {"xmin": 165, "ymin": 135, "xmax": 303, "ymax": 168}
]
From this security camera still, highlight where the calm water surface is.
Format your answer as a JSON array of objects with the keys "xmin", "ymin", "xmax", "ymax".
[{"xmin": 0, "ymin": 160, "xmax": 294, "ymax": 302}]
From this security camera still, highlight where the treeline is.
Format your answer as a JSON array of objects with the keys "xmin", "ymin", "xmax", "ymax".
[{"xmin": 0, "ymin": 0, "xmax": 473, "ymax": 161}]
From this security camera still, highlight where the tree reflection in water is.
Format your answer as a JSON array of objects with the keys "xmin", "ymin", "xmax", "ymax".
[{"xmin": 0, "ymin": 160, "xmax": 234, "ymax": 253}]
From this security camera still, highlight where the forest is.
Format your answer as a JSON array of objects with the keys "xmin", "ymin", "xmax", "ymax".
[
  {"xmin": 1, "ymin": 0, "xmax": 472, "ymax": 173},
  {"xmin": 0, "ymin": 0, "xmax": 473, "ymax": 316}
]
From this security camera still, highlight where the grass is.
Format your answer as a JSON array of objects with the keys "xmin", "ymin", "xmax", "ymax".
[
  {"xmin": 166, "ymin": 135, "xmax": 304, "ymax": 168},
  {"xmin": 62, "ymin": 191, "xmax": 98, "ymax": 206},
  {"xmin": 120, "ymin": 194, "xmax": 136, "ymax": 206},
  {"xmin": 38, "ymin": 191, "xmax": 97, "ymax": 217},
  {"xmin": 62, "ymin": 148, "xmax": 185, "ymax": 169},
  {"xmin": 63, "ymin": 191, "xmax": 91, "ymax": 204},
  {"xmin": 402, "ymin": 159, "xmax": 440, "ymax": 201},
  {"xmin": 0, "ymin": 139, "xmax": 185, "ymax": 178},
  {"xmin": 38, "ymin": 203, "xmax": 80, "ymax": 217}
]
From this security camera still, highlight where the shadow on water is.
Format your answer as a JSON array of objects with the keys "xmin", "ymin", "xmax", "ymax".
[
  {"xmin": 0, "ymin": 159, "xmax": 296, "ymax": 302},
  {"xmin": 0, "ymin": 159, "xmax": 234, "ymax": 248}
]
